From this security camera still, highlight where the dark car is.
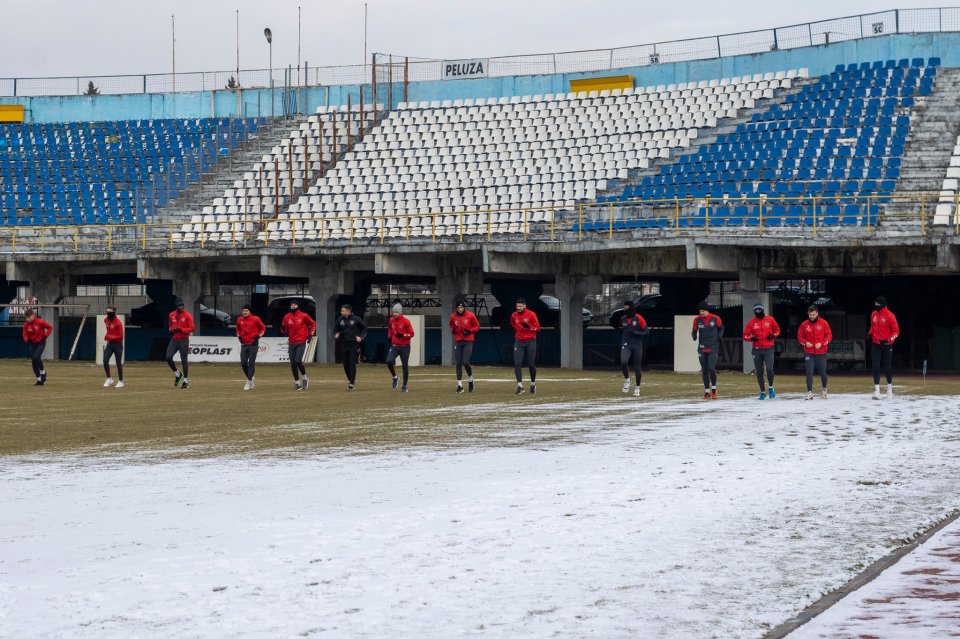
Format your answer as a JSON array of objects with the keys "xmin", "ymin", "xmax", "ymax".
[
  {"xmin": 266, "ymin": 295, "xmax": 317, "ymax": 327},
  {"xmin": 129, "ymin": 302, "xmax": 230, "ymax": 328},
  {"xmin": 490, "ymin": 294, "xmax": 593, "ymax": 329},
  {"xmin": 607, "ymin": 293, "xmax": 664, "ymax": 329}
]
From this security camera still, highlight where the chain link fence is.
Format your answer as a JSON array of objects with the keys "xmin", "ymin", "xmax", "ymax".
[{"xmin": 1, "ymin": 8, "xmax": 959, "ymax": 97}]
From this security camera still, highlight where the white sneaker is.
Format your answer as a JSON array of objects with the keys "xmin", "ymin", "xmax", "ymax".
[
  {"xmin": 621, "ymin": 379, "xmax": 631, "ymax": 393},
  {"xmin": 821, "ymin": 389, "xmax": 828, "ymax": 400},
  {"xmin": 872, "ymin": 390, "xmax": 881, "ymax": 400},
  {"xmin": 886, "ymin": 384, "xmax": 893, "ymax": 399},
  {"xmin": 103, "ymin": 378, "xmax": 114, "ymax": 387},
  {"xmin": 633, "ymin": 386, "xmax": 641, "ymax": 397},
  {"xmin": 250, "ymin": 377, "xmax": 256, "ymax": 389},
  {"xmin": 243, "ymin": 381, "xmax": 251, "ymax": 391},
  {"xmin": 806, "ymin": 392, "xmax": 814, "ymax": 401},
  {"xmin": 115, "ymin": 381, "xmax": 125, "ymax": 389}
]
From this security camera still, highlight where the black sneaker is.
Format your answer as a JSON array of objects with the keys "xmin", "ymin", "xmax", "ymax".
[
  {"xmin": 530, "ymin": 383, "xmax": 536, "ymax": 395},
  {"xmin": 181, "ymin": 381, "xmax": 189, "ymax": 390},
  {"xmin": 348, "ymin": 383, "xmax": 355, "ymax": 391},
  {"xmin": 34, "ymin": 379, "xmax": 44, "ymax": 386},
  {"xmin": 468, "ymin": 380, "xmax": 474, "ymax": 393},
  {"xmin": 515, "ymin": 385, "xmax": 525, "ymax": 395},
  {"xmin": 174, "ymin": 372, "xmax": 183, "ymax": 387},
  {"xmin": 40, "ymin": 372, "xmax": 47, "ymax": 384},
  {"xmin": 301, "ymin": 377, "xmax": 309, "ymax": 390},
  {"xmin": 456, "ymin": 384, "xmax": 464, "ymax": 393}
]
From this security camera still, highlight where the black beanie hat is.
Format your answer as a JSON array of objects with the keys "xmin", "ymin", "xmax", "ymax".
[
  {"xmin": 875, "ymin": 296, "xmax": 887, "ymax": 307},
  {"xmin": 697, "ymin": 300, "xmax": 710, "ymax": 312},
  {"xmin": 174, "ymin": 298, "xmax": 184, "ymax": 307},
  {"xmin": 623, "ymin": 300, "xmax": 635, "ymax": 309}
]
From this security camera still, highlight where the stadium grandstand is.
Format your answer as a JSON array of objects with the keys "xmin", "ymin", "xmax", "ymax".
[{"xmin": 1, "ymin": 7, "xmax": 959, "ymax": 374}]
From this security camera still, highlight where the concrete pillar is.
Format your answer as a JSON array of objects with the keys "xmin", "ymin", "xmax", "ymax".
[
  {"xmin": 555, "ymin": 273, "xmax": 601, "ymax": 370},
  {"xmin": 307, "ymin": 269, "xmax": 353, "ymax": 364},
  {"xmin": 436, "ymin": 261, "xmax": 483, "ymax": 366},
  {"xmin": 739, "ymin": 261, "xmax": 767, "ymax": 374},
  {"xmin": 172, "ymin": 273, "xmax": 206, "ymax": 336},
  {"xmin": 7, "ymin": 263, "xmax": 74, "ymax": 361}
]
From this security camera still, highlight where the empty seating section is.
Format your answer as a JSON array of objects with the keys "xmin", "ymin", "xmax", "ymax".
[
  {"xmin": 176, "ymin": 106, "xmax": 376, "ymax": 243},
  {"xmin": 259, "ymin": 71, "xmax": 802, "ymax": 242},
  {"xmin": 935, "ymin": 132, "xmax": 960, "ymax": 226},
  {"xmin": 596, "ymin": 58, "xmax": 938, "ymax": 232},
  {"xmin": 0, "ymin": 118, "xmax": 262, "ymax": 226}
]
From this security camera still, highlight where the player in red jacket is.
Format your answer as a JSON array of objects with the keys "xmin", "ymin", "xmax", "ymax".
[
  {"xmin": 868, "ymin": 296, "xmax": 900, "ymax": 400},
  {"xmin": 386, "ymin": 303, "xmax": 415, "ymax": 392},
  {"xmin": 102, "ymin": 305, "xmax": 125, "ymax": 388},
  {"xmin": 167, "ymin": 298, "xmax": 195, "ymax": 389},
  {"xmin": 742, "ymin": 303, "xmax": 781, "ymax": 400},
  {"xmin": 22, "ymin": 308, "xmax": 53, "ymax": 385},
  {"xmin": 510, "ymin": 297, "xmax": 541, "ymax": 395},
  {"xmin": 450, "ymin": 299, "xmax": 480, "ymax": 393},
  {"xmin": 281, "ymin": 299, "xmax": 316, "ymax": 390},
  {"xmin": 797, "ymin": 305, "xmax": 832, "ymax": 400},
  {"xmin": 236, "ymin": 305, "xmax": 266, "ymax": 390}
]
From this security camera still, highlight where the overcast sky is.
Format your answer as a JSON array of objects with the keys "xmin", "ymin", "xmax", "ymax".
[{"xmin": 0, "ymin": 1, "xmax": 949, "ymax": 78}]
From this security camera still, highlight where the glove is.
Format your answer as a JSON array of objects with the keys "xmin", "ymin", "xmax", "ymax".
[
  {"xmin": 882, "ymin": 339, "xmax": 892, "ymax": 346},
  {"xmin": 462, "ymin": 329, "xmax": 472, "ymax": 337},
  {"xmin": 253, "ymin": 337, "xmax": 260, "ymax": 346},
  {"xmin": 750, "ymin": 336, "xmax": 759, "ymax": 342},
  {"xmin": 766, "ymin": 334, "xmax": 776, "ymax": 340},
  {"xmin": 521, "ymin": 321, "xmax": 530, "ymax": 329},
  {"xmin": 238, "ymin": 336, "xmax": 244, "ymax": 344}
]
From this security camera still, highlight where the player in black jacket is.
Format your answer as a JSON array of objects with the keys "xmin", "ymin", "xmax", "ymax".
[
  {"xmin": 334, "ymin": 304, "xmax": 367, "ymax": 390},
  {"xmin": 691, "ymin": 300, "xmax": 725, "ymax": 399},
  {"xmin": 619, "ymin": 301, "xmax": 649, "ymax": 397}
]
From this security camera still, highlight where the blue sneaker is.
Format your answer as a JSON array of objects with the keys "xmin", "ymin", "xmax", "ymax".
[
  {"xmin": 758, "ymin": 391, "xmax": 766, "ymax": 400},
  {"xmin": 391, "ymin": 376, "xmax": 399, "ymax": 389},
  {"xmin": 401, "ymin": 385, "xmax": 408, "ymax": 393},
  {"xmin": 768, "ymin": 387, "xmax": 776, "ymax": 399}
]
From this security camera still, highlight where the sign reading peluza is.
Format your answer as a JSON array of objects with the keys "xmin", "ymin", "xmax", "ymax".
[{"xmin": 443, "ymin": 58, "xmax": 489, "ymax": 80}]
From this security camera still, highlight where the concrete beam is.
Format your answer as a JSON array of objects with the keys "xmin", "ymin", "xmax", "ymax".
[
  {"xmin": 374, "ymin": 252, "xmax": 482, "ymax": 277},
  {"xmin": 685, "ymin": 243, "xmax": 740, "ymax": 273},
  {"xmin": 936, "ymin": 243, "xmax": 960, "ymax": 271},
  {"xmin": 757, "ymin": 246, "xmax": 942, "ymax": 276},
  {"xmin": 436, "ymin": 258, "xmax": 484, "ymax": 366}
]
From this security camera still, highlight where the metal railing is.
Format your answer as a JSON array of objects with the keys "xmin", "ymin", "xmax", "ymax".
[
  {"xmin": 2, "ymin": 8, "xmax": 959, "ymax": 98},
  {"xmin": 0, "ymin": 193, "xmax": 957, "ymax": 254}
]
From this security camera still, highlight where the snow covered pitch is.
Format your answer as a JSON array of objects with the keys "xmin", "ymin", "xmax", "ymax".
[{"xmin": 2, "ymin": 366, "xmax": 958, "ymax": 638}]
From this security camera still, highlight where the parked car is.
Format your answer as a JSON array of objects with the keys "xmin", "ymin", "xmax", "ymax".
[
  {"xmin": 490, "ymin": 294, "xmax": 593, "ymax": 329},
  {"xmin": 607, "ymin": 293, "xmax": 664, "ymax": 329},
  {"xmin": 266, "ymin": 295, "xmax": 316, "ymax": 327},
  {"xmin": 129, "ymin": 302, "xmax": 230, "ymax": 328}
]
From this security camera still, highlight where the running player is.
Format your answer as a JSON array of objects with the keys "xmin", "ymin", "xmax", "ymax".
[
  {"xmin": 102, "ymin": 305, "xmax": 125, "ymax": 388},
  {"xmin": 742, "ymin": 303, "xmax": 780, "ymax": 400},
  {"xmin": 335, "ymin": 304, "xmax": 367, "ymax": 390},
  {"xmin": 280, "ymin": 299, "xmax": 316, "ymax": 390},
  {"xmin": 868, "ymin": 296, "xmax": 899, "ymax": 399},
  {"xmin": 236, "ymin": 304, "xmax": 266, "ymax": 390},
  {"xmin": 798, "ymin": 304, "xmax": 832, "ymax": 400},
  {"xmin": 22, "ymin": 308, "xmax": 52, "ymax": 386},
  {"xmin": 619, "ymin": 300, "xmax": 648, "ymax": 397},
  {"xmin": 510, "ymin": 298, "xmax": 540, "ymax": 395},
  {"xmin": 167, "ymin": 298, "xmax": 194, "ymax": 389},
  {"xmin": 450, "ymin": 299, "xmax": 480, "ymax": 393},
  {"xmin": 386, "ymin": 303, "xmax": 414, "ymax": 393},
  {"xmin": 691, "ymin": 301, "xmax": 724, "ymax": 399}
]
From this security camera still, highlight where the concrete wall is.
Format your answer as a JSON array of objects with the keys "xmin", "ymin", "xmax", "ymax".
[{"xmin": 2, "ymin": 33, "xmax": 958, "ymax": 123}]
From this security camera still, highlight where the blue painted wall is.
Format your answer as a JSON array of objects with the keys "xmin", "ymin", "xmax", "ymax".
[{"xmin": 1, "ymin": 32, "xmax": 957, "ymax": 123}]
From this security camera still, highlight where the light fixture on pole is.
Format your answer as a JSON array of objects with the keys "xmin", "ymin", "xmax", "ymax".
[{"xmin": 264, "ymin": 27, "xmax": 274, "ymax": 117}]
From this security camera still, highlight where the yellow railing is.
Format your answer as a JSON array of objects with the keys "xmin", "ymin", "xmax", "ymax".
[{"xmin": 0, "ymin": 192, "xmax": 957, "ymax": 254}]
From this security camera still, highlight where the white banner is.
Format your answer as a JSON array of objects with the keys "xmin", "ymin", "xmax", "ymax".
[
  {"xmin": 185, "ymin": 337, "xmax": 316, "ymax": 363},
  {"xmin": 442, "ymin": 58, "xmax": 489, "ymax": 80}
]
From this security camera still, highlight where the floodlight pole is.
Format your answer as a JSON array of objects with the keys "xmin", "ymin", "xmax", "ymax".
[{"xmin": 264, "ymin": 28, "xmax": 274, "ymax": 117}]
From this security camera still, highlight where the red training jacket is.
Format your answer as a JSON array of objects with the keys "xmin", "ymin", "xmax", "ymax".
[
  {"xmin": 281, "ymin": 309, "xmax": 316, "ymax": 345},
  {"xmin": 103, "ymin": 316, "xmax": 124, "ymax": 343},
  {"xmin": 510, "ymin": 308, "xmax": 541, "ymax": 341},
  {"xmin": 868, "ymin": 307, "xmax": 900, "ymax": 345},
  {"xmin": 236, "ymin": 314, "xmax": 266, "ymax": 346},
  {"xmin": 450, "ymin": 310, "xmax": 481, "ymax": 343},
  {"xmin": 23, "ymin": 318, "xmax": 53, "ymax": 344},
  {"xmin": 168, "ymin": 309, "xmax": 195, "ymax": 340},
  {"xmin": 742, "ymin": 315, "xmax": 781, "ymax": 350},
  {"xmin": 797, "ymin": 318, "xmax": 833, "ymax": 355},
  {"xmin": 388, "ymin": 314, "xmax": 415, "ymax": 347}
]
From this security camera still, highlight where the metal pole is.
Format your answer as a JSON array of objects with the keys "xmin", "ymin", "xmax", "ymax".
[
  {"xmin": 388, "ymin": 54, "xmax": 393, "ymax": 109},
  {"xmin": 371, "ymin": 53, "xmax": 378, "ymax": 125},
  {"xmin": 171, "ymin": 15, "xmax": 176, "ymax": 92},
  {"xmin": 274, "ymin": 157, "xmax": 280, "ymax": 214},
  {"xmin": 359, "ymin": 84, "xmax": 365, "ymax": 139},
  {"xmin": 404, "ymin": 56, "xmax": 409, "ymax": 103},
  {"xmin": 270, "ymin": 40, "xmax": 274, "ymax": 117},
  {"xmin": 297, "ymin": 6, "xmax": 302, "ymax": 89},
  {"xmin": 236, "ymin": 10, "xmax": 240, "ymax": 83},
  {"xmin": 347, "ymin": 94, "xmax": 353, "ymax": 148}
]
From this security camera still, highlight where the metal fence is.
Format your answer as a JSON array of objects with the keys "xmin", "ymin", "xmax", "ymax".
[{"xmin": 2, "ymin": 8, "xmax": 959, "ymax": 98}]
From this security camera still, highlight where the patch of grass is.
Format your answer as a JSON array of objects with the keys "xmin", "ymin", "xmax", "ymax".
[{"xmin": 0, "ymin": 360, "xmax": 956, "ymax": 458}]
